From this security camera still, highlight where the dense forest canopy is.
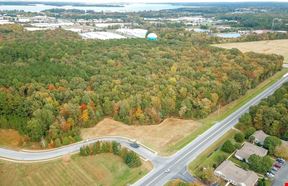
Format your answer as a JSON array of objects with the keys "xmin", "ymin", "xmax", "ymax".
[
  {"xmin": 0, "ymin": 25, "xmax": 283, "ymax": 147},
  {"xmin": 238, "ymin": 83, "xmax": 288, "ymax": 141}
]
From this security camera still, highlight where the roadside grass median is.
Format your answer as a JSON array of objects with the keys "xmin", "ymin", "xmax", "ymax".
[{"xmin": 189, "ymin": 129, "xmax": 238, "ymax": 175}]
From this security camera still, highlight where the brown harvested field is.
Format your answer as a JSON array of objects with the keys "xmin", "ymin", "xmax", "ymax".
[
  {"xmin": 0, "ymin": 154, "xmax": 151, "ymax": 186},
  {"xmin": 214, "ymin": 39, "xmax": 288, "ymax": 63},
  {"xmin": 81, "ymin": 118, "xmax": 200, "ymax": 155}
]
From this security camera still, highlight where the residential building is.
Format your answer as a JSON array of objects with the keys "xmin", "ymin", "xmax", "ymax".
[
  {"xmin": 214, "ymin": 160, "xmax": 258, "ymax": 186},
  {"xmin": 235, "ymin": 142, "xmax": 268, "ymax": 162},
  {"xmin": 252, "ymin": 130, "xmax": 268, "ymax": 145}
]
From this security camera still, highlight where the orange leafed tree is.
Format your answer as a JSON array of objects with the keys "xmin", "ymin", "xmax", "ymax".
[
  {"xmin": 134, "ymin": 107, "xmax": 144, "ymax": 119},
  {"xmin": 61, "ymin": 120, "xmax": 71, "ymax": 132},
  {"xmin": 80, "ymin": 103, "xmax": 87, "ymax": 111},
  {"xmin": 48, "ymin": 84, "xmax": 56, "ymax": 90},
  {"xmin": 81, "ymin": 109, "xmax": 89, "ymax": 122}
]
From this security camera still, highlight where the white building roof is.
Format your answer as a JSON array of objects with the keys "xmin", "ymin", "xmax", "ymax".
[
  {"xmin": 115, "ymin": 28, "xmax": 148, "ymax": 38},
  {"xmin": 80, "ymin": 32, "xmax": 126, "ymax": 40}
]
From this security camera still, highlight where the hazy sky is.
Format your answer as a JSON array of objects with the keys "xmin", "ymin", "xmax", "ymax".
[{"xmin": 11, "ymin": 0, "xmax": 288, "ymax": 3}]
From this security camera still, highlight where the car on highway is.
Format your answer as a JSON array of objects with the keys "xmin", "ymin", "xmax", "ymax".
[{"xmin": 164, "ymin": 169, "xmax": 170, "ymax": 173}]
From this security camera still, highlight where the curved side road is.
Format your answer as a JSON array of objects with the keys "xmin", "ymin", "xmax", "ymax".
[
  {"xmin": 0, "ymin": 136, "xmax": 163, "ymax": 165},
  {"xmin": 134, "ymin": 75, "xmax": 288, "ymax": 186}
]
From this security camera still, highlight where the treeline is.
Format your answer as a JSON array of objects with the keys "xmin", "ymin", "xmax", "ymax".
[
  {"xmin": 217, "ymin": 13, "xmax": 288, "ymax": 31},
  {"xmin": 79, "ymin": 141, "xmax": 142, "ymax": 168},
  {"xmin": 238, "ymin": 83, "xmax": 288, "ymax": 140},
  {"xmin": 0, "ymin": 25, "xmax": 283, "ymax": 146},
  {"xmin": 232, "ymin": 32, "xmax": 288, "ymax": 42}
]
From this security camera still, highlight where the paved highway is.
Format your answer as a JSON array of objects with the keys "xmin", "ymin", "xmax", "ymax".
[
  {"xmin": 0, "ymin": 75, "xmax": 287, "ymax": 186},
  {"xmin": 134, "ymin": 75, "xmax": 288, "ymax": 186}
]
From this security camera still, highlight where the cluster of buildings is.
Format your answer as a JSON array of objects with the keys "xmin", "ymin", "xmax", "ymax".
[
  {"xmin": 1, "ymin": 12, "xmax": 286, "ymax": 40},
  {"xmin": 144, "ymin": 16, "xmax": 212, "ymax": 27},
  {"xmin": 214, "ymin": 130, "xmax": 274, "ymax": 186},
  {"xmin": 0, "ymin": 13, "xmax": 159, "ymax": 40}
]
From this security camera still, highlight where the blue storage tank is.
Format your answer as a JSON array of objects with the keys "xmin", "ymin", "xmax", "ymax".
[{"xmin": 147, "ymin": 33, "xmax": 158, "ymax": 41}]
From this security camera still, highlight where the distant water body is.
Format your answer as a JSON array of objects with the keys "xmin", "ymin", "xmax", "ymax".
[
  {"xmin": 0, "ymin": 3, "xmax": 198, "ymax": 12},
  {"xmin": 215, "ymin": 33, "xmax": 241, "ymax": 38}
]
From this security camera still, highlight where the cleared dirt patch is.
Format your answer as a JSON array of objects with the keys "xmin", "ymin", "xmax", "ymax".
[
  {"xmin": 81, "ymin": 118, "xmax": 200, "ymax": 155},
  {"xmin": 0, "ymin": 129, "xmax": 23, "ymax": 148},
  {"xmin": 0, "ymin": 154, "xmax": 151, "ymax": 186},
  {"xmin": 214, "ymin": 39, "xmax": 288, "ymax": 63},
  {"xmin": 0, "ymin": 129, "xmax": 42, "ymax": 150}
]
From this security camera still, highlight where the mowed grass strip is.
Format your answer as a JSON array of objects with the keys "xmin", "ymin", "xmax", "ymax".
[
  {"xmin": 0, "ymin": 154, "xmax": 150, "ymax": 186},
  {"xmin": 166, "ymin": 68, "xmax": 288, "ymax": 154},
  {"xmin": 189, "ymin": 129, "xmax": 238, "ymax": 174}
]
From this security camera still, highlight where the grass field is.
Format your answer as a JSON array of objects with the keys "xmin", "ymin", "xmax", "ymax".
[
  {"xmin": 0, "ymin": 153, "xmax": 151, "ymax": 186},
  {"xmin": 165, "ymin": 179, "xmax": 204, "ymax": 186},
  {"xmin": 214, "ymin": 39, "xmax": 288, "ymax": 63}
]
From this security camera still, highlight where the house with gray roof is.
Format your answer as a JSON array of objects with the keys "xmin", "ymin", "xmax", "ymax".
[
  {"xmin": 214, "ymin": 160, "xmax": 258, "ymax": 186},
  {"xmin": 235, "ymin": 142, "xmax": 268, "ymax": 162},
  {"xmin": 252, "ymin": 130, "xmax": 268, "ymax": 145}
]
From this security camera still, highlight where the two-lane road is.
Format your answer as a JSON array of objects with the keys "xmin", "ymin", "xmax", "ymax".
[
  {"xmin": 0, "ymin": 136, "xmax": 162, "ymax": 165},
  {"xmin": 134, "ymin": 75, "xmax": 288, "ymax": 186}
]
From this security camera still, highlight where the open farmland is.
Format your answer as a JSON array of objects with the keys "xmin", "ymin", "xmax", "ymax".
[
  {"xmin": 214, "ymin": 39, "xmax": 288, "ymax": 63},
  {"xmin": 0, "ymin": 154, "xmax": 151, "ymax": 186}
]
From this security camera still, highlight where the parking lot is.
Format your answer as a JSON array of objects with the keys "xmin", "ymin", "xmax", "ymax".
[{"xmin": 272, "ymin": 160, "xmax": 288, "ymax": 186}]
